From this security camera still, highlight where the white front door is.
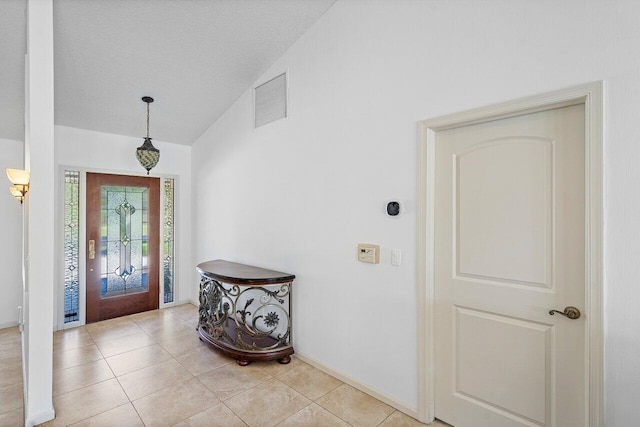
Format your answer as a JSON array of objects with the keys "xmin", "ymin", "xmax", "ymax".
[{"xmin": 434, "ymin": 104, "xmax": 586, "ymax": 427}]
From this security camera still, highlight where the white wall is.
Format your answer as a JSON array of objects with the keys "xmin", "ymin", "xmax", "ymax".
[
  {"xmin": 54, "ymin": 125, "xmax": 193, "ymax": 323},
  {"xmin": 191, "ymin": 0, "xmax": 640, "ymax": 423},
  {"xmin": 0, "ymin": 138, "xmax": 25, "ymax": 329}
]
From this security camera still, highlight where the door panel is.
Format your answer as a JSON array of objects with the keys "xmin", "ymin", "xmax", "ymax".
[
  {"xmin": 435, "ymin": 105, "xmax": 585, "ymax": 427},
  {"xmin": 456, "ymin": 137, "xmax": 552, "ymax": 287},
  {"xmin": 86, "ymin": 173, "xmax": 160, "ymax": 323}
]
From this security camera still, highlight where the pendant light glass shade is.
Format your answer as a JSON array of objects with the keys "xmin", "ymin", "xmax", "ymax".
[
  {"xmin": 136, "ymin": 137, "xmax": 160, "ymax": 174},
  {"xmin": 136, "ymin": 96, "xmax": 160, "ymax": 175}
]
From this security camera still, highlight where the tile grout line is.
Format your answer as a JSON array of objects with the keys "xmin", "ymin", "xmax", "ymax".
[
  {"xmin": 375, "ymin": 410, "xmax": 396, "ymax": 427},
  {"xmin": 272, "ymin": 362, "xmax": 351, "ymax": 425},
  {"xmin": 219, "ymin": 398, "xmax": 250, "ymax": 427}
]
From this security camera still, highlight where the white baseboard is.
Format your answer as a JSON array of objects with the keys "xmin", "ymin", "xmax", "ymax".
[
  {"xmin": 25, "ymin": 407, "xmax": 55, "ymax": 427},
  {"xmin": 0, "ymin": 320, "xmax": 19, "ymax": 330},
  {"xmin": 179, "ymin": 298, "xmax": 197, "ymax": 307},
  {"xmin": 294, "ymin": 351, "xmax": 418, "ymax": 419}
]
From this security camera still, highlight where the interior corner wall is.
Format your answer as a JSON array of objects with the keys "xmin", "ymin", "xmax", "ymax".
[
  {"xmin": 0, "ymin": 138, "xmax": 25, "ymax": 329},
  {"xmin": 54, "ymin": 125, "xmax": 194, "ymax": 322},
  {"xmin": 191, "ymin": 0, "xmax": 640, "ymax": 422}
]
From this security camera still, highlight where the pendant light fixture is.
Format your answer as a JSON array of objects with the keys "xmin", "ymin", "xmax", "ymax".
[{"xmin": 136, "ymin": 96, "xmax": 160, "ymax": 175}]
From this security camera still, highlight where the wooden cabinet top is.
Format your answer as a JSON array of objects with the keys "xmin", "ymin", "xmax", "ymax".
[{"xmin": 196, "ymin": 260, "xmax": 295, "ymax": 286}]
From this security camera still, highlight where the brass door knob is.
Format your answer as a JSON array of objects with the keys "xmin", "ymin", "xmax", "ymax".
[{"xmin": 549, "ymin": 306, "xmax": 581, "ymax": 319}]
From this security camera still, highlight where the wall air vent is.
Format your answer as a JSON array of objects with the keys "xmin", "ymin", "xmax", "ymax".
[{"xmin": 254, "ymin": 72, "xmax": 287, "ymax": 128}]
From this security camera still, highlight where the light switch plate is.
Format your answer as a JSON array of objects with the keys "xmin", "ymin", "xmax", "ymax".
[
  {"xmin": 391, "ymin": 249, "xmax": 402, "ymax": 266},
  {"xmin": 357, "ymin": 244, "xmax": 380, "ymax": 264}
]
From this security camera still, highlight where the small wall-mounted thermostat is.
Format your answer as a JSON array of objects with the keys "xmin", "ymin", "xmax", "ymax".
[
  {"xmin": 357, "ymin": 243, "xmax": 380, "ymax": 264},
  {"xmin": 386, "ymin": 200, "xmax": 402, "ymax": 217}
]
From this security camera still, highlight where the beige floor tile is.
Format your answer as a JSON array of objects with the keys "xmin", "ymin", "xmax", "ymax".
[
  {"xmin": 0, "ymin": 363, "xmax": 23, "ymax": 388},
  {"xmin": 176, "ymin": 345, "xmax": 234, "ymax": 376},
  {"xmin": 94, "ymin": 331, "xmax": 154, "ymax": 358},
  {"xmin": 0, "ymin": 348, "xmax": 22, "ymax": 367},
  {"xmin": 254, "ymin": 356, "xmax": 301, "ymax": 377},
  {"xmin": 53, "ymin": 344, "xmax": 103, "ymax": 371},
  {"xmin": 70, "ymin": 403, "xmax": 144, "ymax": 427},
  {"xmin": 53, "ymin": 327, "xmax": 94, "ymax": 352},
  {"xmin": 277, "ymin": 403, "xmax": 349, "ymax": 427},
  {"xmin": 184, "ymin": 317, "xmax": 200, "ymax": 330},
  {"xmin": 118, "ymin": 358, "xmax": 193, "ymax": 401},
  {"xmin": 141, "ymin": 318, "xmax": 195, "ymax": 340},
  {"xmin": 42, "ymin": 378, "xmax": 128, "ymax": 427},
  {"xmin": 225, "ymin": 379, "xmax": 311, "ymax": 427},
  {"xmin": 316, "ymin": 384, "xmax": 394, "ymax": 427},
  {"xmin": 378, "ymin": 411, "xmax": 429, "ymax": 426},
  {"xmin": 0, "ymin": 327, "xmax": 21, "ymax": 346},
  {"xmin": 157, "ymin": 330, "xmax": 209, "ymax": 358},
  {"xmin": 0, "ymin": 382, "xmax": 23, "ymax": 414},
  {"xmin": 133, "ymin": 377, "xmax": 218, "ymax": 426},
  {"xmin": 197, "ymin": 362, "xmax": 273, "ymax": 401},
  {"xmin": 128, "ymin": 308, "xmax": 169, "ymax": 322},
  {"xmin": 0, "ymin": 407, "xmax": 24, "ymax": 427},
  {"xmin": 165, "ymin": 304, "xmax": 199, "ymax": 322},
  {"xmin": 277, "ymin": 362, "xmax": 342, "ymax": 400},
  {"xmin": 85, "ymin": 316, "xmax": 133, "ymax": 332},
  {"xmin": 172, "ymin": 403, "xmax": 247, "ymax": 427},
  {"xmin": 0, "ymin": 332, "xmax": 21, "ymax": 354},
  {"xmin": 133, "ymin": 310, "xmax": 183, "ymax": 330},
  {"xmin": 106, "ymin": 343, "xmax": 172, "ymax": 376},
  {"xmin": 53, "ymin": 359, "xmax": 114, "ymax": 396},
  {"xmin": 0, "ymin": 332, "xmax": 21, "ymax": 342},
  {"xmin": 87, "ymin": 322, "xmax": 144, "ymax": 343}
]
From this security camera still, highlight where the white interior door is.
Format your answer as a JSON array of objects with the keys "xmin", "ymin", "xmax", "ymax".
[{"xmin": 434, "ymin": 104, "xmax": 586, "ymax": 427}]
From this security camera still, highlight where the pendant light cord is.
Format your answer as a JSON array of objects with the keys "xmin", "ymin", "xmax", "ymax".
[{"xmin": 146, "ymin": 102, "xmax": 150, "ymax": 138}]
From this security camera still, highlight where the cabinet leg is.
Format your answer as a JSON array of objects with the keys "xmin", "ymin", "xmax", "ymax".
[
  {"xmin": 278, "ymin": 356, "xmax": 291, "ymax": 364},
  {"xmin": 237, "ymin": 359, "xmax": 251, "ymax": 366}
]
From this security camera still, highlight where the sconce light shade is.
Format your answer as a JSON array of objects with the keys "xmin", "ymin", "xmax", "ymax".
[
  {"xmin": 6, "ymin": 168, "xmax": 30, "ymax": 186},
  {"xmin": 9, "ymin": 187, "xmax": 24, "ymax": 204},
  {"xmin": 6, "ymin": 168, "xmax": 30, "ymax": 205}
]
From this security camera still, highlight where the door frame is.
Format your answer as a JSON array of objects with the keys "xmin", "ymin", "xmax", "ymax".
[
  {"xmin": 416, "ymin": 82, "xmax": 603, "ymax": 425},
  {"xmin": 55, "ymin": 167, "xmax": 180, "ymax": 330}
]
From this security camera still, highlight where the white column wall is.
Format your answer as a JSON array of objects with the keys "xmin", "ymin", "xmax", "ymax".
[
  {"xmin": 24, "ymin": 0, "xmax": 55, "ymax": 424},
  {"xmin": 0, "ymin": 138, "xmax": 25, "ymax": 329},
  {"xmin": 191, "ymin": 0, "xmax": 640, "ymax": 422}
]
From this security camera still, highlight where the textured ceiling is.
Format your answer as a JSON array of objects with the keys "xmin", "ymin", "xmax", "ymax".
[
  {"xmin": 0, "ymin": 0, "xmax": 335, "ymax": 144},
  {"xmin": 0, "ymin": 0, "xmax": 26, "ymax": 142}
]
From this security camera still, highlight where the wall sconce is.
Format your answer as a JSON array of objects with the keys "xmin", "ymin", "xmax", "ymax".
[{"xmin": 6, "ymin": 168, "xmax": 30, "ymax": 205}]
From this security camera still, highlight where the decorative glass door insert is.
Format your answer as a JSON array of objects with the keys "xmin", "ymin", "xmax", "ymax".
[
  {"xmin": 86, "ymin": 173, "xmax": 159, "ymax": 323},
  {"xmin": 163, "ymin": 178, "xmax": 175, "ymax": 303},
  {"xmin": 101, "ymin": 185, "xmax": 149, "ymax": 297},
  {"xmin": 64, "ymin": 171, "xmax": 80, "ymax": 323}
]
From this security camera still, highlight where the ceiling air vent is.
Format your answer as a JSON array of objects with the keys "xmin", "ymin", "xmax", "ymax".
[{"xmin": 254, "ymin": 72, "xmax": 287, "ymax": 128}]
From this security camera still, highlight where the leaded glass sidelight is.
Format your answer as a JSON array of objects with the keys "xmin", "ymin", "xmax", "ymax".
[
  {"xmin": 101, "ymin": 185, "xmax": 149, "ymax": 297},
  {"xmin": 163, "ymin": 178, "xmax": 175, "ymax": 303},
  {"xmin": 64, "ymin": 171, "xmax": 80, "ymax": 323}
]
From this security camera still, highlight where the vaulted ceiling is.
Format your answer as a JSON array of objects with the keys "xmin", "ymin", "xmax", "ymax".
[{"xmin": 0, "ymin": 0, "xmax": 336, "ymax": 144}]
